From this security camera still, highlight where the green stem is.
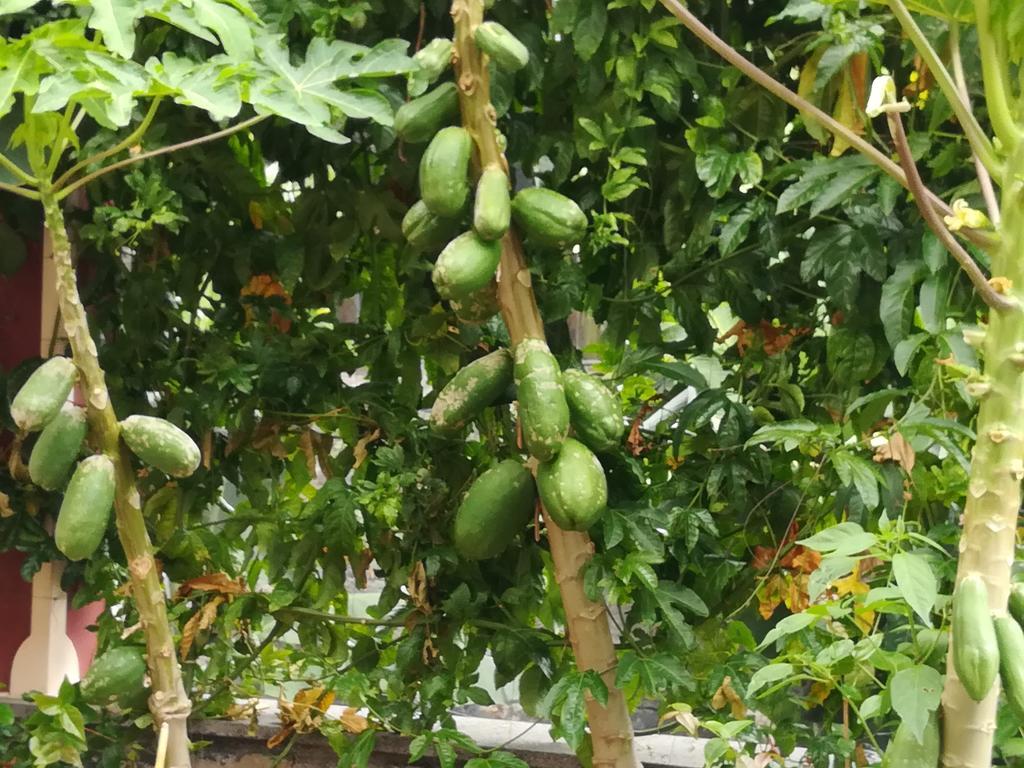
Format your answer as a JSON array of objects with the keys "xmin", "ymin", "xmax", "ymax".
[
  {"xmin": 0, "ymin": 181, "xmax": 40, "ymax": 199},
  {"xmin": 53, "ymin": 98, "xmax": 163, "ymax": 190},
  {"xmin": 55, "ymin": 114, "xmax": 266, "ymax": 201},
  {"xmin": 26, "ymin": 126, "xmax": 194, "ymax": 765},
  {"xmin": 974, "ymin": 0, "xmax": 1023, "ymax": 154},
  {"xmin": 886, "ymin": 0, "xmax": 1003, "ymax": 178},
  {"xmin": 0, "ymin": 151, "xmax": 37, "ymax": 187}
]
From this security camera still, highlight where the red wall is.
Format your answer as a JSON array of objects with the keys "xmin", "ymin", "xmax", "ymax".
[{"xmin": 0, "ymin": 237, "xmax": 101, "ymax": 687}]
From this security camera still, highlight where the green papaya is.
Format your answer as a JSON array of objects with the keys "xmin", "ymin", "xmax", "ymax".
[
  {"xmin": 473, "ymin": 166, "xmax": 511, "ymax": 241},
  {"xmin": 408, "ymin": 38, "xmax": 453, "ymax": 96},
  {"xmin": 55, "ymin": 454, "xmax": 115, "ymax": 562},
  {"xmin": 995, "ymin": 616, "xmax": 1024, "ymax": 721},
  {"xmin": 402, "ymin": 200, "xmax": 460, "ymax": 251},
  {"xmin": 81, "ymin": 645, "xmax": 149, "ymax": 710},
  {"xmin": 1009, "ymin": 583, "xmax": 1024, "ymax": 626},
  {"xmin": 884, "ymin": 713, "xmax": 939, "ymax": 768},
  {"xmin": 562, "ymin": 369, "xmax": 623, "ymax": 452},
  {"xmin": 511, "ymin": 187, "xmax": 587, "ymax": 247},
  {"xmin": 395, "ymin": 82, "xmax": 459, "ymax": 144},
  {"xmin": 430, "ymin": 349, "xmax": 513, "ymax": 435},
  {"xmin": 536, "ymin": 438, "xmax": 607, "ymax": 531},
  {"xmin": 450, "ymin": 281, "xmax": 499, "ymax": 324},
  {"xmin": 953, "ymin": 574, "xmax": 1000, "ymax": 701},
  {"xmin": 433, "ymin": 231, "xmax": 501, "ymax": 300},
  {"xmin": 473, "ymin": 21, "xmax": 529, "ymax": 72},
  {"xmin": 453, "ymin": 459, "xmax": 536, "ymax": 560},
  {"xmin": 10, "ymin": 356, "xmax": 78, "ymax": 432},
  {"xmin": 420, "ymin": 126, "xmax": 473, "ymax": 217},
  {"xmin": 513, "ymin": 339, "xmax": 569, "ymax": 461},
  {"xmin": 120, "ymin": 415, "xmax": 201, "ymax": 478},
  {"xmin": 28, "ymin": 404, "xmax": 87, "ymax": 490}
]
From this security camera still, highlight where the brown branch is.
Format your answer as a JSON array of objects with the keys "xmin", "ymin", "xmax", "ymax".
[
  {"xmin": 657, "ymin": 0, "xmax": 998, "ymax": 253},
  {"xmin": 55, "ymin": 114, "xmax": 267, "ymax": 201},
  {"xmin": 885, "ymin": 111, "xmax": 1013, "ymax": 311}
]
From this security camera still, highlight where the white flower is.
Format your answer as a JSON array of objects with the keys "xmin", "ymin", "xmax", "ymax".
[{"xmin": 865, "ymin": 75, "xmax": 911, "ymax": 117}]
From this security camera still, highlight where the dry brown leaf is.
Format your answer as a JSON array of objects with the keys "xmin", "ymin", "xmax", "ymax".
[
  {"xmin": 201, "ymin": 429, "xmax": 213, "ymax": 471},
  {"xmin": 179, "ymin": 595, "xmax": 225, "ymax": 659},
  {"xmin": 784, "ymin": 573, "xmax": 810, "ymax": 614},
  {"xmin": 789, "ymin": 548, "xmax": 822, "ymax": 575},
  {"xmin": 407, "ymin": 560, "xmax": 430, "ymax": 614},
  {"xmin": 348, "ymin": 548, "xmax": 374, "ymax": 590},
  {"xmin": 338, "ymin": 707, "xmax": 369, "ymax": 734},
  {"xmin": 758, "ymin": 573, "xmax": 785, "ymax": 620},
  {"xmin": 299, "ymin": 430, "xmax": 317, "ymax": 477},
  {"xmin": 353, "ymin": 428, "xmax": 381, "ymax": 470},
  {"xmin": 710, "ymin": 676, "xmax": 746, "ymax": 719},
  {"xmin": 0, "ymin": 491, "xmax": 12, "ymax": 518},
  {"xmin": 177, "ymin": 572, "xmax": 247, "ymax": 598},
  {"xmin": 873, "ymin": 432, "xmax": 916, "ymax": 473},
  {"xmin": 806, "ymin": 681, "xmax": 833, "ymax": 707}
]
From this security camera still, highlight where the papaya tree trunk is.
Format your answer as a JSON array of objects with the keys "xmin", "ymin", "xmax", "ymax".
[
  {"xmin": 36, "ymin": 187, "xmax": 193, "ymax": 768},
  {"xmin": 449, "ymin": 3, "xmax": 639, "ymax": 765},
  {"xmin": 941, "ymin": 147, "xmax": 1024, "ymax": 768}
]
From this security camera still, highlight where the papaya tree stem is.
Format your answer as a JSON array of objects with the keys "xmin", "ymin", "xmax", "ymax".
[
  {"xmin": 34, "ymin": 183, "xmax": 193, "ymax": 767},
  {"xmin": 940, "ymin": 144, "xmax": 1024, "ymax": 768},
  {"xmin": 450, "ymin": 2, "xmax": 638, "ymax": 765}
]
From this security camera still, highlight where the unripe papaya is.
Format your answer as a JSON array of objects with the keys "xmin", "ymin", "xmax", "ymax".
[
  {"xmin": 408, "ymin": 38, "xmax": 453, "ymax": 96},
  {"xmin": 536, "ymin": 438, "xmax": 607, "ymax": 531},
  {"xmin": 402, "ymin": 200, "xmax": 460, "ymax": 251},
  {"xmin": 995, "ymin": 616, "xmax": 1024, "ymax": 722},
  {"xmin": 884, "ymin": 713, "xmax": 939, "ymax": 768},
  {"xmin": 562, "ymin": 369, "xmax": 623, "ymax": 452},
  {"xmin": 10, "ymin": 356, "xmax": 78, "ymax": 432},
  {"xmin": 28, "ymin": 404, "xmax": 87, "ymax": 490},
  {"xmin": 433, "ymin": 231, "xmax": 501, "ymax": 300},
  {"xmin": 953, "ymin": 574, "xmax": 1000, "ymax": 701},
  {"xmin": 55, "ymin": 455, "xmax": 115, "ymax": 562},
  {"xmin": 453, "ymin": 460, "xmax": 536, "ymax": 560},
  {"xmin": 81, "ymin": 645, "xmax": 149, "ymax": 710},
  {"xmin": 420, "ymin": 126, "xmax": 472, "ymax": 217},
  {"xmin": 395, "ymin": 82, "xmax": 459, "ymax": 144},
  {"xmin": 120, "ymin": 415, "xmax": 201, "ymax": 478},
  {"xmin": 511, "ymin": 187, "xmax": 587, "ymax": 247},
  {"xmin": 430, "ymin": 349, "xmax": 513, "ymax": 435},
  {"xmin": 451, "ymin": 281, "xmax": 499, "ymax": 324},
  {"xmin": 1009, "ymin": 583, "xmax": 1024, "ymax": 626},
  {"xmin": 513, "ymin": 339, "xmax": 569, "ymax": 461},
  {"xmin": 473, "ymin": 166, "xmax": 511, "ymax": 241},
  {"xmin": 474, "ymin": 21, "xmax": 530, "ymax": 73}
]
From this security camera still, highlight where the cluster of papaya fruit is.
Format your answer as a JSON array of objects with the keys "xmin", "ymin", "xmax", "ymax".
[
  {"xmin": 11, "ymin": 356, "xmax": 201, "ymax": 561},
  {"xmin": 397, "ymin": 23, "xmax": 587, "ymax": 324},
  {"xmin": 429, "ymin": 344, "xmax": 623, "ymax": 560}
]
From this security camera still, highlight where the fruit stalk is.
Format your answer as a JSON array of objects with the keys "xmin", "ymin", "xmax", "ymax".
[
  {"xmin": 941, "ymin": 144, "xmax": 1024, "ymax": 768},
  {"xmin": 36, "ymin": 188, "xmax": 193, "ymax": 767},
  {"xmin": 449, "ymin": 2, "xmax": 638, "ymax": 764}
]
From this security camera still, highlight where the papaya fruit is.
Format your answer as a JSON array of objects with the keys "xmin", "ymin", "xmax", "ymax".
[
  {"xmin": 473, "ymin": 165, "xmax": 511, "ymax": 242},
  {"xmin": 10, "ymin": 356, "xmax": 78, "ymax": 432},
  {"xmin": 81, "ymin": 645, "xmax": 149, "ymax": 710},
  {"xmin": 55, "ymin": 454, "xmax": 116, "ymax": 562},
  {"xmin": 561, "ymin": 369, "xmax": 623, "ymax": 452},
  {"xmin": 408, "ymin": 38, "xmax": 453, "ymax": 97},
  {"xmin": 28, "ymin": 403, "xmax": 87, "ymax": 490},
  {"xmin": 450, "ymin": 281, "xmax": 499, "ymax": 324},
  {"xmin": 513, "ymin": 339, "xmax": 569, "ymax": 461},
  {"xmin": 884, "ymin": 712, "xmax": 939, "ymax": 768},
  {"xmin": 120, "ymin": 415, "xmax": 201, "ymax": 478},
  {"xmin": 432, "ymin": 231, "xmax": 502, "ymax": 300},
  {"xmin": 453, "ymin": 459, "xmax": 536, "ymax": 560},
  {"xmin": 420, "ymin": 126, "xmax": 473, "ymax": 217},
  {"xmin": 1009, "ymin": 583, "xmax": 1024, "ymax": 626},
  {"xmin": 474, "ymin": 21, "xmax": 530, "ymax": 73},
  {"xmin": 395, "ymin": 82, "xmax": 459, "ymax": 144},
  {"xmin": 953, "ymin": 574, "xmax": 1000, "ymax": 701},
  {"xmin": 995, "ymin": 616, "xmax": 1024, "ymax": 722},
  {"xmin": 511, "ymin": 187, "xmax": 587, "ymax": 247},
  {"xmin": 536, "ymin": 438, "xmax": 607, "ymax": 531},
  {"xmin": 430, "ymin": 348, "xmax": 513, "ymax": 435},
  {"xmin": 402, "ymin": 200, "xmax": 460, "ymax": 252}
]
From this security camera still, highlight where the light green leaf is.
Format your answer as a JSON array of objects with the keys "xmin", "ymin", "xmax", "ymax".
[
  {"xmin": 746, "ymin": 663, "xmax": 795, "ymax": 697},
  {"xmin": 798, "ymin": 522, "xmax": 877, "ymax": 555},
  {"xmin": 758, "ymin": 612, "xmax": 817, "ymax": 648},
  {"xmin": 193, "ymin": 0, "xmax": 254, "ymax": 59},
  {"xmin": 880, "ymin": 263, "xmax": 926, "ymax": 349},
  {"xmin": 892, "ymin": 552, "xmax": 937, "ymax": 625},
  {"xmin": 146, "ymin": 54, "xmax": 242, "ymax": 121},
  {"xmin": 809, "ymin": 164, "xmax": 877, "ymax": 217},
  {"xmin": 84, "ymin": 0, "xmax": 145, "ymax": 59},
  {"xmin": 0, "ymin": 0, "xmax": 39, "ymax": 13},
  {"xmin": 831, "ymin": 450, "xmax": 879, "ymax": 510},
  {"xmin": 890, "ymin": 665, "xmax": 942, "ymax": 744}
]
